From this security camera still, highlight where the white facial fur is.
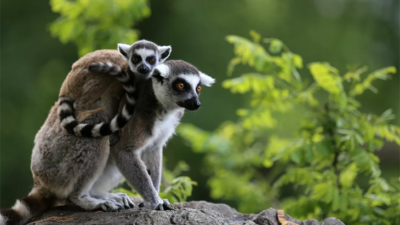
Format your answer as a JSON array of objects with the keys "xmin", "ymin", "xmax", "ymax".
[
  {"xmin": 152, "ymin": 73, "xmax": 200, "ymax": 110},
  {"xmin": 153, "ymin": 79, "xmax": 175, "ymax": 110},
  {"xmin": 127, "ymin": 48, "xmax": 156, "ymax": 74},
  {"xmin": 135, "ymin": 49, "xmax": 156, "ymax": 59},
  {"xmin": 152, "ymin": 61, "xmax": 215, "ymax": 111},
  {"xmin": 178, "ymin": 74, "xmax": 200, "ymax": 93},
  {"xmin": 117, "ymin": 41, "xmax": 172, "ymax": 77}
]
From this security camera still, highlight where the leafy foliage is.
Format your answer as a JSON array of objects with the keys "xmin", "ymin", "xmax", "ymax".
[
  {"xmin": 49, "ymin": 0, "xmax": 150, "ymax": 56},
  {"xmin": 178, "ymin": 31, "xmax": 400, "ymax": 224}
]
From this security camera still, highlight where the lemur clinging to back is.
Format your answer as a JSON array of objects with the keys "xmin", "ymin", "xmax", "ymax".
[
  {"xmin": 0, "ymin": 40, "xmax": 172, "ymax": 225},
  {"xmin": 58, "ymin": 40, "xmax": 171, "ymax": 140}
]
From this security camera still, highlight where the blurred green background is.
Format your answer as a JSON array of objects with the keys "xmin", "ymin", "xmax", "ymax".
[{"xmin": 1, "ymin": 0, "xmax": 399, "ymax": 212}]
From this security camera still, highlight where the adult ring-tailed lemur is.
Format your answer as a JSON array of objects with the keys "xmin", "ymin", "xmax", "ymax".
[{"xmin": 89, "ymin": 60, "xmax": 215, "ymax": 211}]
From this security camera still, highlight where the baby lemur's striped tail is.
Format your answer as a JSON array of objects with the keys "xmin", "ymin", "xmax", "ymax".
[
  {"xmin": 58, "ymin": 63, "xmax": 136, "ymax": 137},
  {"xmin": 0, "ymin": 194, "xmax": 55, "ymax": 225}
]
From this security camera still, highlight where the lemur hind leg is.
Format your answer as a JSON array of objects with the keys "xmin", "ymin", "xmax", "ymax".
[
  {"xmin": 31, "ymin": 105, "xmax": 123, "ymax": 212},
  {"xmin": 90, "ymin": 156, "xmax": 134, "ymax": 209},
  {"xmin": 64, "ymin": 109, "xmax": 123, "ymax": 212},
  {"xmin": 112, "ymin": 149, "xmax": 173, "ymax": 210},
  {"xmin": 67, "ymin": 141, "xmax": 123, "ymax": 212}
]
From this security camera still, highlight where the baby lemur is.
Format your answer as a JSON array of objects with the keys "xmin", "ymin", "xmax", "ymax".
[
  {"xmin": 0, "ymin": 40, "xmax": 172, "ymax": 225},
  {"xmin": 59, "ymin": 40, "xmax": 171, "ymax": 140}
]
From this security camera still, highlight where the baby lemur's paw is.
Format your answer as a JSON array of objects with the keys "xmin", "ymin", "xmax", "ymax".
[
  {"xmin": 109, "ymin": 133, "xmax": 120, "ymax": 146},
  {"xmin": 88, "ymin": 62, "xmax": 121, "ymax": 75}
]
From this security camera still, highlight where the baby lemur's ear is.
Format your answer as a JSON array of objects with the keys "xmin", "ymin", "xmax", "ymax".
[
  {"xmin": 117, "ymin": 43, "xmax": 131, "ymax": 60},
  {"xmin": 158, "ymin": 46, "xmax": 172, "ymax": 63},
  {"xmin": 199, "ymin": 72, "xmax": 215, "ymax": 87},
  {"xmin": 153, "ymin": 64, "xmax": 170, "ymax": 80}
]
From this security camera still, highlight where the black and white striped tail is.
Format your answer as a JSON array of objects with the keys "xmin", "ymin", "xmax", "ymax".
[
  {"xmin": 58, "ymin": 63, "xmax": 136, "ymax": 137},
  {"xmin": 0, "ymin": 194, "xmax": 55, "ymax": 225}
]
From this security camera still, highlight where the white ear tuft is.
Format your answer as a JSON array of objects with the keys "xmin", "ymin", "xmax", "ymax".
[
  {"xmin": 154, "ymin": 64, "xmax": 170, "ymax": 78},
  {"xmin": 117, "ymin": 43, "xmax": 131, "ymax": 60},
  {"xmin": 200, "ymin": 72, "xmax": 215, "ymax": 87},
  {"xmin": 158, "ymin": 46, "xmax": 172, "ymax": 62}
]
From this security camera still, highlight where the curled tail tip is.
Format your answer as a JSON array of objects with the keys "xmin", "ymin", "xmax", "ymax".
[
  {"xmin": 1, "ymin": 199, "xmax": 32, "ymax": 225},
  {"xmin": 1, "ymin": 195, "xmax": 56, "ymax": 225},
  {"xmin": 58, "ymin": 101, "xmax": 74, "ymax": 120}
]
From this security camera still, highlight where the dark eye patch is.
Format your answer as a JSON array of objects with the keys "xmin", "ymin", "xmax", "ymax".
[
  {"xmin": 172, "ymin": 78, "xmax": 191, "ymax": 92},
  {"xmin": 131, "ymin": 55, "xmax": 142, "ymax": 64},
  {"xmin": 146, "ymin": 56, "xmax": 156, "ymax": 65}
]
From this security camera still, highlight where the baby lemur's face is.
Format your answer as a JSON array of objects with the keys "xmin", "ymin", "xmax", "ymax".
[
  {"xmin": 118, "ymin": 40, "xmax": 171, "ymax": 78},
  {"xmin": 151, "ymin": 60, "xmax": 215, "ymax": 111}
]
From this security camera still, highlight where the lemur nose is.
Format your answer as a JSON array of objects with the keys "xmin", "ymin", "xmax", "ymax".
[
  {"xmin": 193, "ymin": 101, "xmax": 201, "ymax": 110},
  {"xmin": 138, "ymin": 66, "xmax": 149, "ymax": 74}
]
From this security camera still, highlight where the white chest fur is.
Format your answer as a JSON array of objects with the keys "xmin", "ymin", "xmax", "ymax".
[{"xmin": 142, "ymin": 109, "xmax": 183, "ymax": 151}]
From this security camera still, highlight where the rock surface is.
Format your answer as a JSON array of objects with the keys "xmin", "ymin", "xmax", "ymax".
[{"xmin": 28, "ymin": 198, "xmax": 345, "ymax": 225}]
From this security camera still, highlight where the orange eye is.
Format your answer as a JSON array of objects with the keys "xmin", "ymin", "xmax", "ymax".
[
  {"xmin": 132, "ymin": 57, "xmax": 139, "ymax": 63},
  {"xmin": 197, "ymin": 86, "xmax": 202, "ymax": 92},
  {"xmin": 149, "ymin": 58, "xmax": 155, "ymax": 64},
  {"xmin": 177, "ymin": 83, "xmax": 185, "ymax": 89}
]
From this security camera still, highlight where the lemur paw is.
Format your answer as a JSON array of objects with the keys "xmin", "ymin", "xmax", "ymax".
[
  {"xmin": 99, "ymin": 201, "xmax": 122, "ymax": 212},
  {"xmin": 160, "ymin": 199, "xmax": 174, "ymax": 210},
  {"xmin": 109, "ymin": 133, "xmax": 120, "ymax": 146},
  {"xmin": 139, "ymin": 199, "xmax": 174, "ymax": 211},
  {"xmin": 117, "ymin": 193, "xmax": 134, "ymax": 209},
  {"xmin": 108, "ymin": 193, "xmax": 134, "ymax": 209},
  {"xmin": 88, "ymin": 62, "xmax": 121, "ymax": 75}
]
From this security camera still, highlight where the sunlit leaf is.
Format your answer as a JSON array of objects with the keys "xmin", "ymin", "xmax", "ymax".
[{"xmin": 309, "ymin": 62, "xmax": 342, "ymax": 95}]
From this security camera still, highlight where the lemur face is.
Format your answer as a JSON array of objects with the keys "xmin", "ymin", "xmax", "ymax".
[
  {"xmin": 152, "ymin": 60, "xmax": 215, "ymax": 111},
  {"xmin": 118, "ymin": 40, "xmax": 171, "ymax": 78}
]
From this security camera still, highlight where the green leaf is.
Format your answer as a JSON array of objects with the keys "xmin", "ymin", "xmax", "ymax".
[
  {"xmin": 309, "ymin": 63, "xmax": 342, "ymax": 95},
  {"xmin": 340, "ymin": 163, "xmax": 358, "ymax": 188},
  {"xmin": 249, "ymin": 30, "xmax": 261, "ymax": 43},
  {"xmin": 269, "ymin": 39, "xmax": 283, "ymax": 53},
  {"xmin": 290, "ymin": 149, "xmax": 302, "ymax": 164},
  {"xmin": 314, "ymin": 141, "xmax": 332, "ymax": 156},
  {"xmin": 350, "ymin": 66, "xmax": 396, "ymax": 97},
  {"xmin": 293, "ymin": 54, "xmax": 303, "ymax": 69}
]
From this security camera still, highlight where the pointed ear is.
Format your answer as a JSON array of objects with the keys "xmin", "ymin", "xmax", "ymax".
[
  {"xmin": 200, "ymin": 72, "xmax": 215, "ymax": 87},
  {"xmin": 158, "ymin": 46, "xmax": 172, "ymax": 63},
  {"xmin": 117, "ymin": 43, "xmax": 131, "ymax": 60},
  {"xmin": 153, "ymin": 64, "xmax": 170, "ymax": 78}
]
